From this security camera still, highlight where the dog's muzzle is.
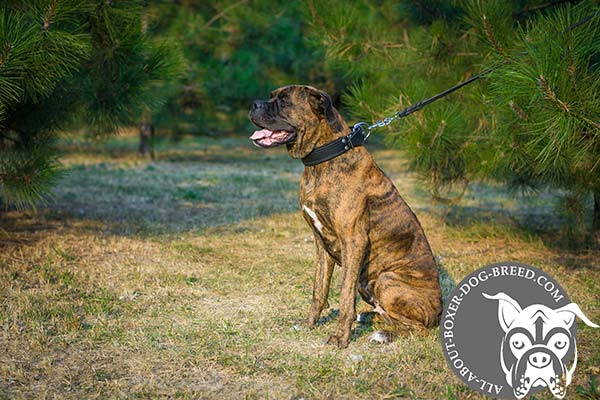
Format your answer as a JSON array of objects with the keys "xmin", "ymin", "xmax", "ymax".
[
  {"xmin": 249, "ymin": 128, "xmax": 296, "ymax": 148},
  {"xmin": 248, "ymin": 101, "xmax": 296, "ymax": 148},
  {"xmin": 510, "ymin": 345, "xmax": 568, "ymax": 399}
]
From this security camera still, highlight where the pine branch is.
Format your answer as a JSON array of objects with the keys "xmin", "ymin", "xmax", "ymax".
[
  {"xmin": 0, "ymin": 132, "xmax": 19, "ymax": 143},
  {"xmin": 410, "ymin": 0, "xmax": 437, "ymax": 20},
  {"xmin": 0, "ymin": 142, "xmax": 61, "ymax": 209},
  {"xmin": 430, "ymin": 120, "xmax": 446, "ymax": 146},
  {"xmin": 43, "ymin": 0, "xmax": 58, "ymax": 31},
  {"xmin": 482, "ymin": 14, "xmax": 507, "ymax": 57},
  {"xmin": 515, "ymin": 0, "xmax": 578, "ymax": 17},
  {"xmin": 402, "ymin": 29, "xmax": 416, "ymax": 51},
  {"xmin": 537, "ymin": 75, "xmax": 570, "ymax": 112},
  {"xmin": 306, "ymin": 0, "xmax": 338, "ymax": 41},
  {"xmin": 509, "ymin": 100, "xmax": 529, "ymax": 120},
  {"xmin": 204, "ymin": 0, "xmax": 249, "ymax": 28},
  {"xmin": 0, "ymin": 43, "xmax": 12, "ymax": 67}
]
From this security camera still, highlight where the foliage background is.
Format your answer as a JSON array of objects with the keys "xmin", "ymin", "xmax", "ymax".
[
  {"xmin": 145, "ymin": 0, "xmax": 341, "ymax": 136},
  {"xmin": 1, "ymin": 0, "xmax": 600, "ymax": 244}
]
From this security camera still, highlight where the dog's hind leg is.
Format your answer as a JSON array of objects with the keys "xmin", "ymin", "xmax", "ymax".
[
  {"xmin": 368, "ymin": 271, "xmax": 441, "ymax": 343},
  {"xmin": 369, "ymin": 313, "xmax": 426, "ymax": 344}
]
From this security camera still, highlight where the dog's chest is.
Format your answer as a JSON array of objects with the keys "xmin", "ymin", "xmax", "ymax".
[
  {"xmin": 300, "ymin": 174, "xmax": 330, "ymax": 232},
  {"xmin": 299, "ymin": 168, "xmax": 350, "ymax": 255},
  {"xmin": 300, "ymin": 196, "xmax": 332, "ymax": 234},
  {"xmin": 301, "ymin": 201, "xmax": 340, "ymax": 255},
  {"xmin": 302, "ymin": 204, "xmax": 324, "ymax": 233},
  {"xmin": 299, "ymin": 192, "xmax": 341, "ymax": 259}
]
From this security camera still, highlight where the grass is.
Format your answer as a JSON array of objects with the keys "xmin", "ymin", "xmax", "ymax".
[{"xmin": 1, "ymin": 132, "xmax": 599, "ymax": 399}]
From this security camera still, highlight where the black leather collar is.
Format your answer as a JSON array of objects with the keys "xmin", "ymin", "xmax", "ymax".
[{"xmin": 301, "ymin": 124, "xmax": 368, "ymax": 166}]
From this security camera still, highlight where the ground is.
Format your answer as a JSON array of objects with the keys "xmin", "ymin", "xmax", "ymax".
[{"xmin": 1, "ymin": 133, "xmax": 599, "ymax": 399}]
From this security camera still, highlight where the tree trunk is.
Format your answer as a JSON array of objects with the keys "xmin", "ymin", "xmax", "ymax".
[
  {"xmin": 593, "ymin": 190, "xmax": 600, "ymax": 247},
  {"xmin": 138, "ymin": 118, "xmax": 155, "ymax": 160},
  {"xmin": 137, "ymin": 11, "xmax": 155, "ymax": 160}
]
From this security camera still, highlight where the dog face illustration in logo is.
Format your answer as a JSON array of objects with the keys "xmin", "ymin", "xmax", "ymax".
[{"xmin": 484, "ymin": 292, "xmax": 598, "ymax": 399}]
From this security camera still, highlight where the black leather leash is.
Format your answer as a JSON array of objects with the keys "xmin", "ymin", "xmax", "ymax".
[
  {"xmin": 300, "ymin": 60, "xmax": 504, "ymax": 167},
  {"xmin": 300, "ymin": 61, "xmax": 502, "ymax": 166},
  {"xmin": 301, "ymin": 10, "xmax": 599, "ymax": 167}
]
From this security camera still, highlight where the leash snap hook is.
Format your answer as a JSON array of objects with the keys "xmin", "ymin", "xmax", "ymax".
[{"xmin": 350, "ymin": 122, "xmax": 371, "ymax": 145}]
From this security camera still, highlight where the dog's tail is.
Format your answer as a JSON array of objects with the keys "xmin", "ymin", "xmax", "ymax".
[{"xmin": 436, "ymin": 255, "xmax": 456, "ymax": 310}]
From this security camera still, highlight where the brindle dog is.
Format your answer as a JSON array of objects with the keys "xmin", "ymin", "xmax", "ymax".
[{"xmin": 249, "ymin": 85, "xmax": 441, "ymax": 348}]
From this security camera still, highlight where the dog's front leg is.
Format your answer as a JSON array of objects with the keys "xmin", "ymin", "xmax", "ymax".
[
  {"xmin": 326, "ymin": 215, "xmax": 368, "ymax": 348},
  {"xmin": 307, "ymin": 237, "xmax": 335, "ymax": 328}
]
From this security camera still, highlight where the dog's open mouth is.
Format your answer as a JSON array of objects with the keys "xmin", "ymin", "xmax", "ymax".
[{"xmin": 250, "ymin": 128, "xmax": 296, "ymax": 148}]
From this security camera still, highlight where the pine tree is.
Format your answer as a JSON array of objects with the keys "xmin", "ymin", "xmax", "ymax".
[
  {"xmin": 469, "ymin": 1, "xmax": 600, "ymax": 245},
  {"xmin": 0, "ymin": 0, "xmax": 182, "ymax": 208},
  {"xmin": 305, "ymin": 0, "xmax": 600, "ymax": 245}
]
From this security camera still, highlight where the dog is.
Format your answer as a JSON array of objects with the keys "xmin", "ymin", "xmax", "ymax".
[
  {"xmin": 484, "ymin": 292, "xmax": 599, "ymax": 399},
  {"xmin": 249, "ymin": 85, "xmax": 442, "ymax": 348}
]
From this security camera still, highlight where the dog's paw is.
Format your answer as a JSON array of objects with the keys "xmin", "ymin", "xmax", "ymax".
[
  {"xmin": 326, "ymin": 332, "xmax": 350, "ymax": 348},
  {"xmin": 292, "ymin": 317, "xmax": 314, "ymax": 331},
  {"xmin": 306, "ymin": 315, "xmax": 320, "ymax": 329},
  {"xmin": 291, "ymin": 323, "xmax": 303, "ymax": 332},
  {"xmin": 368, "ymin": 331, "xmax": 393, "ymax": 344},
  {"xmin": 356, "ymin": 312, "xmax": 368, "ymax": 324}
]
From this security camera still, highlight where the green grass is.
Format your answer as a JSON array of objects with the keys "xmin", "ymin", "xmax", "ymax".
[{"xmin": 0, "ymin": 133, "xmax": 598, "ymax": 399}]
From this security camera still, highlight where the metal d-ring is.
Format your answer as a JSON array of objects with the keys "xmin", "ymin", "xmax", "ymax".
[{"xmin": 351, "ymin": 122, "xmax": 371, "ymax": 143}]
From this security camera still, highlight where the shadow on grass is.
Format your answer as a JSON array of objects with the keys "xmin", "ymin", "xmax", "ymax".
[
  {"xmin": 316, "ymin": 309, "xmax": 339, "ymax": 327},
  {"xmin": 433, "ymin": 176, "xmax": 598, "ymax": 244},
  {"xmin": 22, "ymin": 137, "xmax": 302, "ymax": 237},
  {"xmin": 0, "ymin": 136, "xmax": 306, "ymax": 249},
  {"xmin": 311, "ymin": 309, "xmax": 376, "ymax": 343},
  {"xmin": 438, "ymin": 198, "xmax": 599, "ymax": 270},
  {"xmin": 0, "ymin": 213, "xmax": 65, "ymax": 250}
]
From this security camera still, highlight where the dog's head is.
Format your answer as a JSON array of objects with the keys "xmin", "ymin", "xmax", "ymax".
[
  {"xmin": 484, "ymin": 292, "xmax": 598, "ymax": 399},
  {"xmin": 248, "ymin": 85, "xmax": 346, "ymax": 158}
]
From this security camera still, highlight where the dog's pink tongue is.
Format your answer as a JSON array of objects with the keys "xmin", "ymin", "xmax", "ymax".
[{"xmin": 250, "ymin": 129, "xmax": 273, "ymax": 140}]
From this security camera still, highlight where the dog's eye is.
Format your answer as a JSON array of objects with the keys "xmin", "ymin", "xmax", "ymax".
[
  {"xmin": 509, "ymin": 332, "xmax": 531, "ymax": 353},
  {"xmin": 547, "ymin": 332, "xmax": 569, "ymax": 355},
  {"xmin": 277, "ymin": 95, "xmax": 290, "ymax": 106}
]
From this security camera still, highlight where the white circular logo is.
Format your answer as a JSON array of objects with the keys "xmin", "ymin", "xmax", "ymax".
[{"xmin": 440, "ymin": 262, "xmax": 599, "ymax": 399}]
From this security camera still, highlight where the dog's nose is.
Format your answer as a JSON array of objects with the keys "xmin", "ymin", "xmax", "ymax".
[
  {"xmin": 528, "ymin": 351, "xmax": 552, "ymax": 368},
  {"xmin": 252, "ymin": 100, "xmax": 263, "ymax": 110}
]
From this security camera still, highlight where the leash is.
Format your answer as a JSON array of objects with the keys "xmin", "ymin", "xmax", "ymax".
[{"xmin": 302, "ymin": 9, "xmax": 599, "ymax": 167}]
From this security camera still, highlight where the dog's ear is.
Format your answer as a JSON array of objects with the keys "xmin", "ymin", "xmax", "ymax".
[
  {"xmin": 308, "ymin": 90, "xmax": 343, "ymax": 132},
  {"xmin": 483, "ymin": 292, "xmax": 522, "ymax": 332},
  {"xmin": 555, "ymin": 302, "xmax": 599, "ymax": 329}
]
